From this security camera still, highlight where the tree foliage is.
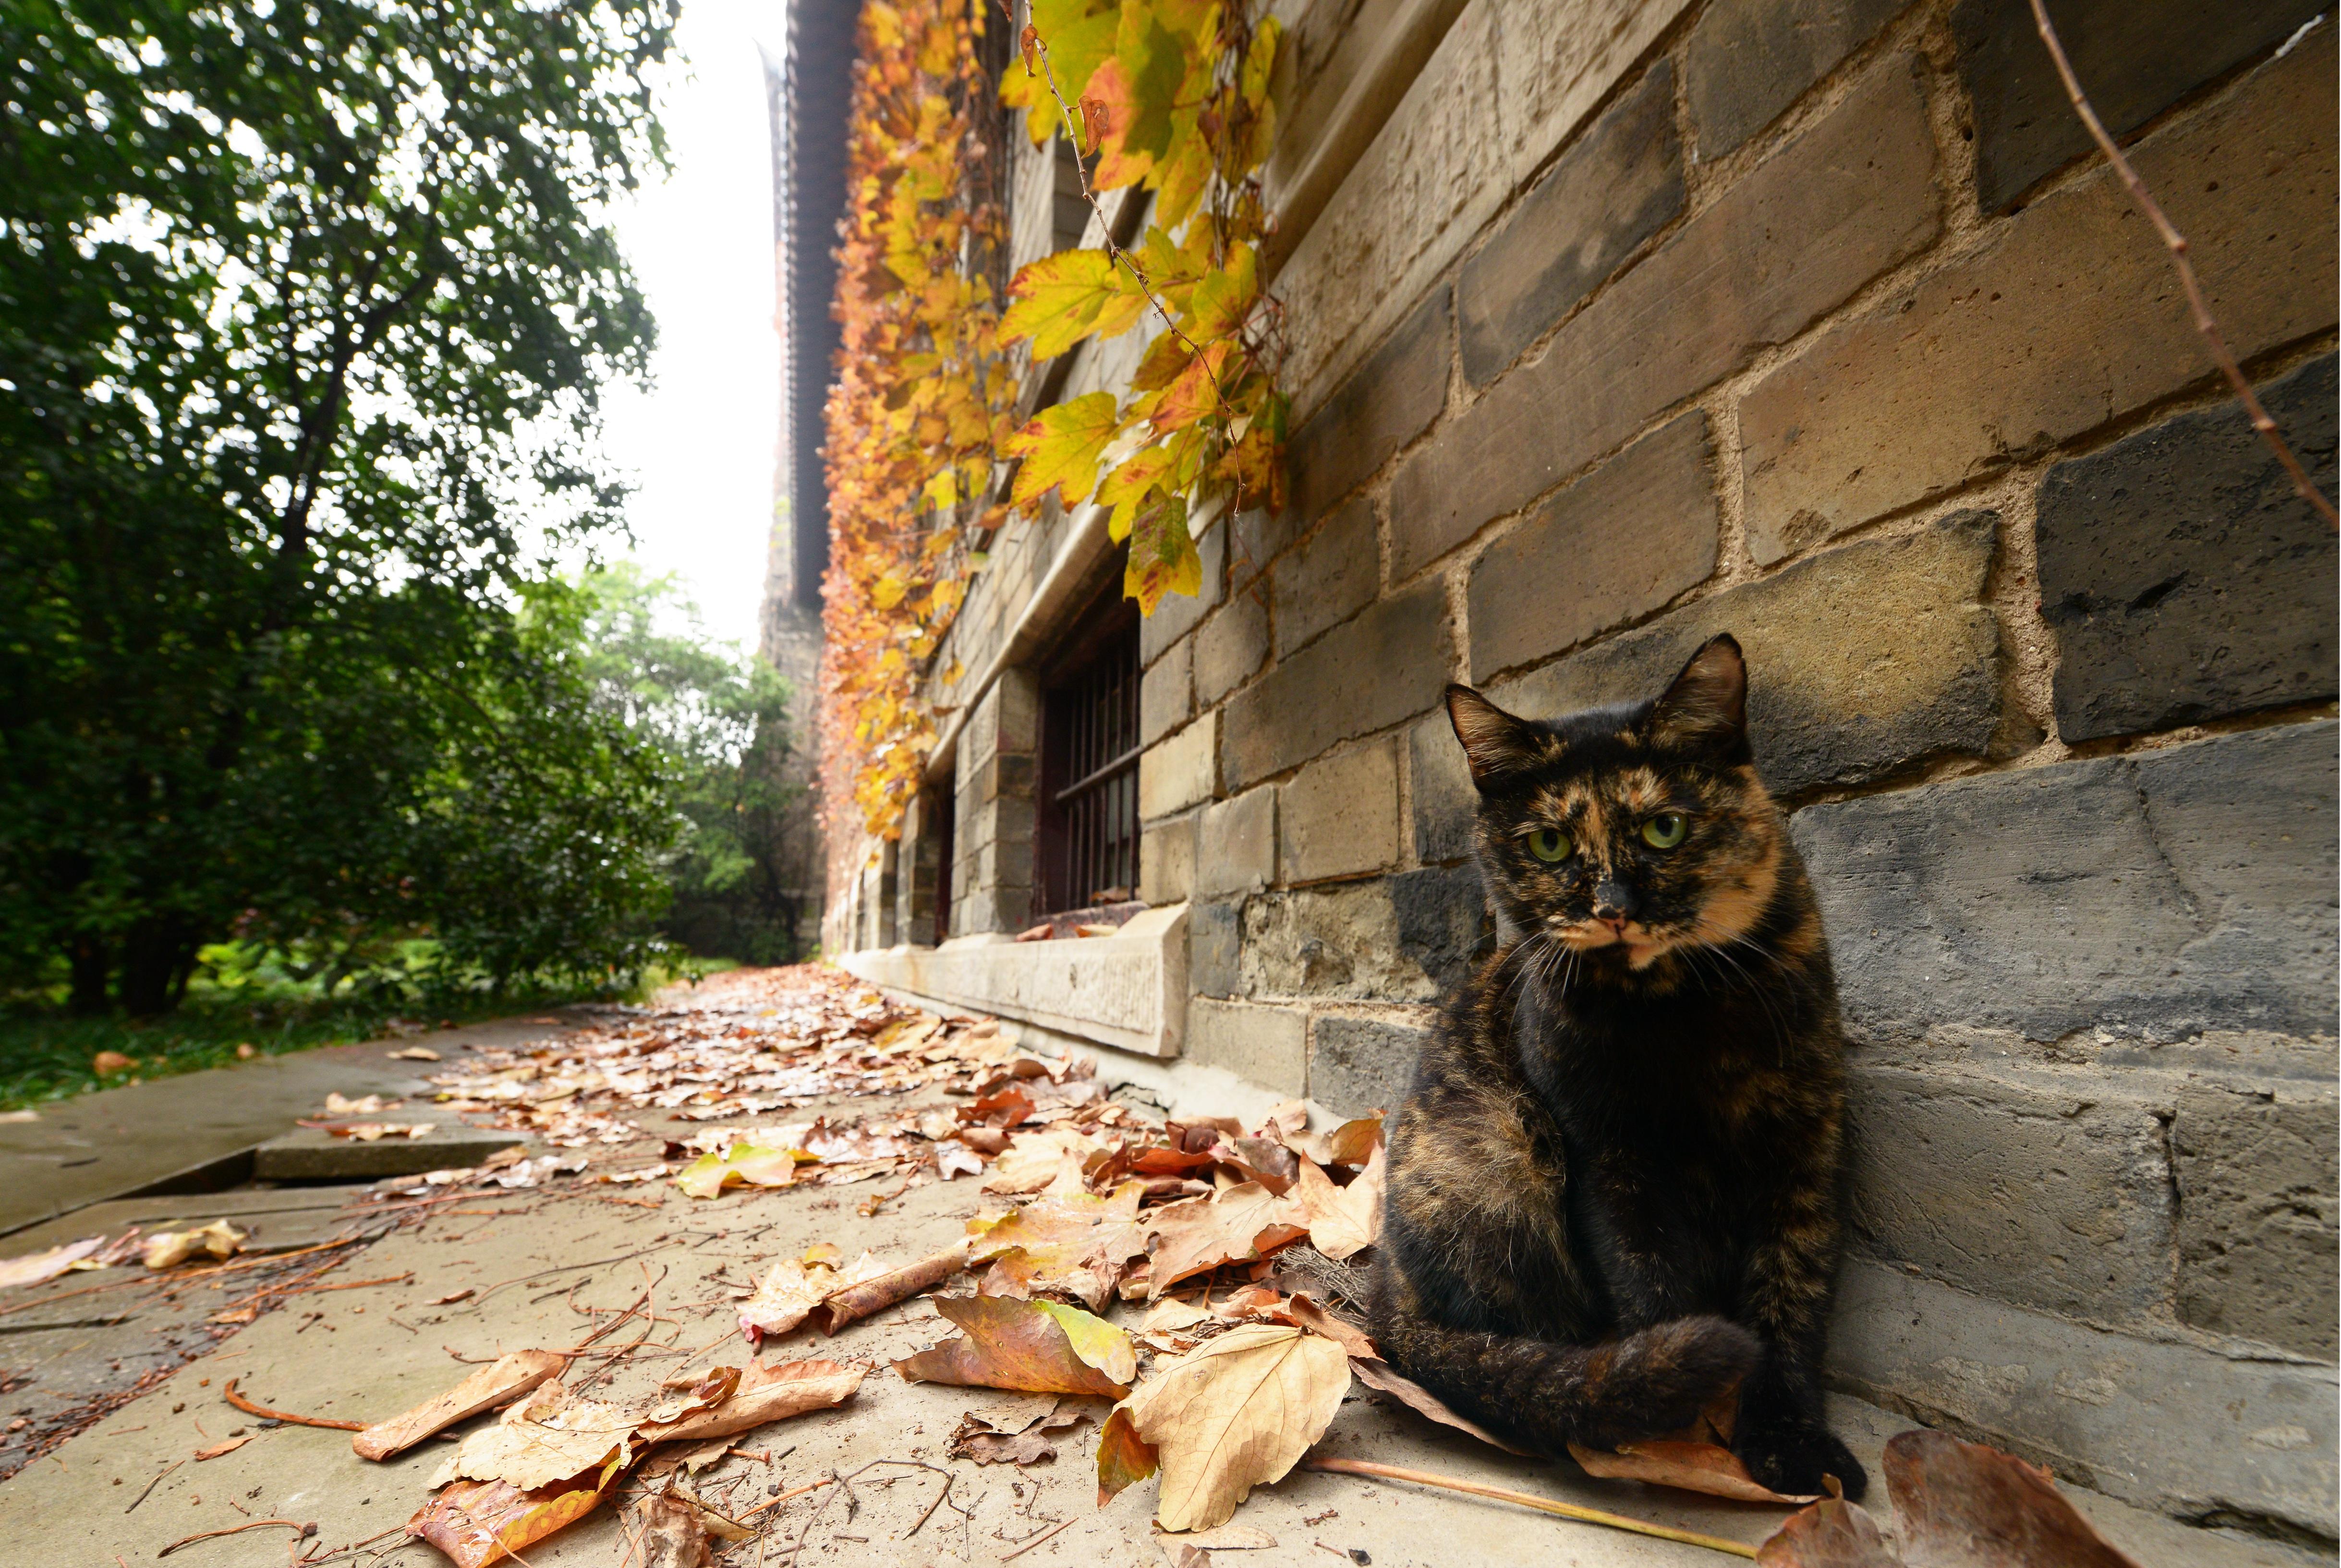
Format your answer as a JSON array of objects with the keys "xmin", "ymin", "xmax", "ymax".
[{"xmin": 0, "ymin": 0, "xmax": 684, "ymax": 1010}]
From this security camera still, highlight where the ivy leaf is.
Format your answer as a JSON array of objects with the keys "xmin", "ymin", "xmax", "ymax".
[
  {"xmin": 1005, "ymin": 392, "xmax": 1121, "ymax": 511},
  {"xmin": 1097, "ymin": 446, "xmax": 1179, "ymax": 543},
  {"xmin": 1151, "ymin": 112, "xmax": 1216, "ymax": 230},
  {"xmin": 1131, "ymin": 329, "xmax": 1192, "ymax": 393},
  {"xmin": 1181, "ymin": 243, "xmax": 1258, "ymax": 339},
  {"xmin": 1001, "ymin": 249, "xmax": 1121, "ymax": 361},
  {"xmin": 1111, "ymin": 8, "xmax": 1187, "ymax": 165},
  {"xmin": 1151, "ymin": 339, "xmax": 1234, "ymax": 433},
  {"xmin": 1240, "ymin": 17, "xmax": 1281, "ymax": 109},
  {"xmin": 1126, "ymin": 489, "xmax": 1203, "ymax": 613},
  {"xmin": 1001, "ymin": 0, "xmax": 1119, "ymax": 142}
]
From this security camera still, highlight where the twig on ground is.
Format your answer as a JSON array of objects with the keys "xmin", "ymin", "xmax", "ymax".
[
  {"xmin": 157, "ymin": 1517, "xmax": 313, "ymax": 1557},
  {"xmin": 996, "ymin": 1516, "xmax": 1074, "ymax": 1561},
  {"xmin": 2026, "ymin": 0, "xmax": 2335, "ymax": 525},
  {"xmin": 1299, "ymin": 1455, "xmax": 1759, "ymax": 1559},
  {"xmin": 124, "ymin": 1459, "xmax": 182, "ymax": 1512},
  {"xmin": 907, "ymin": 1470, "xmax": 954, "ymax": 1537},
  {"xmin": 223, "ymin": 1377, "xmax": 367, "ymax": 1433}
]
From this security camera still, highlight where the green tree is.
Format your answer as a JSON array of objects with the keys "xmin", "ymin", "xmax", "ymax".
[{"xmin": 0, "ymin": 0, "xmax": 682, "ymax": 1011}]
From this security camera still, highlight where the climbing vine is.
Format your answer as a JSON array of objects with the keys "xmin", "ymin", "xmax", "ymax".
[
  {"xmin": 999, "ymin": 0, "xmax": 1288, "ymax": 611},
  {"xmin": 820, "ymin": 0, "xmax": 1286, "ymax": 844},
  {"xmin": 818, "ymin": 0, "xmax": 1020, "ymax": 840}
]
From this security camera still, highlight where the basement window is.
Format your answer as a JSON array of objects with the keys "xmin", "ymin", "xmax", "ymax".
[{"xmin": 1037, "ymin": 594, "xmax": 1141, "ymax": 916}]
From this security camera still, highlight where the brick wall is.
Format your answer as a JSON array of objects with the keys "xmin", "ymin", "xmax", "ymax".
[
  {"xmin": 833, "ymin": 0, "xmax": 2339, "ymax": 1535},
  {"xmin": 1140, "ymin": 0, "xmax": 2338, "ymax": 1537}
]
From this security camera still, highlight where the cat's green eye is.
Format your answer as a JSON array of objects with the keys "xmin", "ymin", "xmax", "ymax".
[
  {"xmin": 1641, "ymin": 813, "xmax": 1688, "ymax": 849},
  {"xmin": 1526, "ymin": 828, "xmax": 1572, "ymax": 863}
]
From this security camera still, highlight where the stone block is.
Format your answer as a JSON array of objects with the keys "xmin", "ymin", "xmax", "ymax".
[
  {"xmin": 1193, "ymin": 587, "xmax": 1270, "ymax": 707},
  {"xmin": 1273, "ymin": 495, "xmax": 1379, "ymax": 658},
  {"xmin": 1222, "ymin": 579, "xmax": 1455, "ymax": 788},
  {"xmin": 1408, "ymin": 711, "xmax": 1478, "ymax": 865},
  {"xmin": 1392, "ymin": 55, "xmax": 1937, "ymax": 570},
  {"xmin": 2038, "ymin": 353, "xmax": 2339, "ymax": 742},
  {"xmin": 1243, "ymin": 882, "xmax": 1442, "ymax": 1001},
  {"xmin": 1951, "ymin": 0, "xmax": 2325, "ymax": 212},
  {"xmin": 1187, "ymin": 998, "xmax": 1307, "ymax": 1096},
  {"xmin": 1685, "ymin": 0, "xmax": 1905, "ymax": 159},
  {"xmin": 1197, "ymin": 785, "xmax": 1276, "ymax": 899},
  {"xmin": 1139, "ymin": 811, "xmax": 1198, "ymax": 905},
  {"xmin": 1310, "ymin": 1015, "xmax": 1431, "ymax": 1116},
  {"xmin": 1794, "ymin": 720, "xmax": 2340, "ymax": 1047},
  {"xmin": 1846, "ymin": 1063, "xmax": 2172, "ymax": 1324},
  {"xmin": 1138, "ymin": 711, "xmax": 1217, "ymax": 823},
  {"xmin": 1494, "ymin": 511, "xmax": 2001, "ymax": 796},
  {"xmin": 1231, "ymin": 505, "xmax": 1298, "ymax": 586},
  {"xmin": 253, "ymin": 1124, "xmax": 526, "ymax": 1181},
  {"xmin": 1140, "ymin": 635, "xmax": 1193, "ymax": 747},
  {"xmin": 1289, "ymin": 286, "xmax": 1452, "ymax": 520},
  {"xmin": 1279, "ymin": 741, "xmax": 1401, "ymax": 883},
  {"xmin": 1141, "ymin": 521, "xmax": 1225, "ymax": 665},
  {"xmin": 1462, "ymin": 410, "xmax": 1719, "ymax": 673},
  {"xmin": 1739, "ymin": 31, "xmax": 2338, "ymax": 557},
  {"xmin": 1390, "ymin": 864, "xmax": 1490, "ymax": 996},
  {"xmin": 1456, "ymin": 60, "xmax": 1684, "ymax": 386},
  {"xmin": 1189, "ymin": 900, "xmax": 1242, "ymax": 998},
  {"xmin": 2172, "ymin": 1083, "xmax": 2340, "ymax": 1358},
  {"xmin": 1832, "ymin": 1261, "xmax": 2340, "ymax": 1538}
]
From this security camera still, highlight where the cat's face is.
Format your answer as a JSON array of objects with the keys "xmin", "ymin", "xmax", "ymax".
[{"xmin": 1447, "ymin": 636, "xmax": 1782, "ymax": 974}]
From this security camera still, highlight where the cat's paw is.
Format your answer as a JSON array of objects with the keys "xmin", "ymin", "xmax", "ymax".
[{"xmin": 1735, "ymin": 1421, "xmax": 1868, "ymax": 1502}]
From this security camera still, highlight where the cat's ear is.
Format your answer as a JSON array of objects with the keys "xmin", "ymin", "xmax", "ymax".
[
  {"xmin": 1646, "ymin": 634, "xmax": 1748, "ymax": 756},
  {"xmin": 1446, "ymin": 685, "xmax": 1546, "ymax": 786}
]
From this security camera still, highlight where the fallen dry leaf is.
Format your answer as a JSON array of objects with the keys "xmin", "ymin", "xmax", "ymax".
[
  {"xmin": 1347, "ymin": 1357, "xmax": 1531, "ymax": 1455},
  {"xmin": 333, "ymin": 1122, "xmax": 432, "ymax": 1141},
  {"xmin": 1570, "ymin": 1439, "xmax": 1817, "ymax": 1505},
  {"xmin": 737, "ymin": 1249, "xmax": 889, "ymax": 1343},
  {"xmin": 144, "ymin": 1219, "xmax": 245, "ymax": 1270},
  {"xmin": 1139, "ymin": 1297, "xmax": 1212, "ymax": 1334},
  {"xmin": 193, "ymin": 1435, "xmax": 253, "ymax": 1460},
  {"xmin": 633, "ymin": 1358, "xmax": 867, "ymax": 1445},
  {"xmin": 1757, "ymin": 1495, "xmax": 1902, "ymax": 1567},
  {"xmin": 429, "ymin": 1288, "xmax": 477, "ymax": 1306},
  {"xmin": 1885, "ymin": 1428, "xmax": 2141, "ymax": 1568},
  {"xmin": 969, "ymin": 1182, "xmax": 1152, "ymax": 1310},
  {"xmin": 409, "ymin": 1471, "xmax": 617, "ymax": 1568},
  {"xmin": 353, "ymin": 1349, "xmax": 568, "ymax": 1461},
  {"xmin": 1280, "ymin": 1294, "xmax": 1373, "ymax": 1358},
  {"xmin": 1284, "ymin": 1114, "xmax": 1384, "ymax": 1170},
  {"xmin": 983, "ymin": 1127, "xmax": 1104, "ymax": 1195},
  {"xmin": 675, "ymin": 1143, "xmax": 804, "ymax": 1199},
  {"xmin": 92, "ymin": 1049, "xmax": 133, "ymax": 1075},
  {"xmin": 326, "ymin": 1092, "xmax": 387, "ymax": 1115},
  {"xmin": 949, "ymin": 1400, "xmax": 1090, "ymax": 1466},
  {"xmin": 1144, "ymin": 1183, "xmax": 1309, "ymax": 1297},
  {"xmin": 1113, "ymin": 1323, "xmax": 1351, "ymax": 1531},
  {"xmin": 896, "ymin": 1295, "xmax": 1135, "ymax": 1397},
  {"xmin": 808, "ymin": 1243, "xmax": 969, "ymax": 1334},
  {"xmin": 936, "ymin": 1142, "xmax": 985, "ymax": 1179},
  {"xmin": 0, "ymin": 1235, "xmax": 110, "ymax": 1291},
  {"xmin": 389, "ymin": 1046, "xmax": 443, "ymax": 1061},
  {"xmin": 1096, "ymin": 1406, "xmax": 1159, "ymax": 1507},
  {"xmin": 635, "ymin": 1486, "xmax": 715, "ymax": 1568},
  {"xmin": 430, "ymin": 1384, "xmax": 636, "ymax": 1493},
  {"xmin": 1293, "ymin": 1148, "xmax": 1382, "ymax": 1261}
]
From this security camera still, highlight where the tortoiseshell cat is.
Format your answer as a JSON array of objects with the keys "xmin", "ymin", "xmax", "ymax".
[{"xmin": 1371, "ymin": 634, "xmax": 1865, "ymax": 1499}]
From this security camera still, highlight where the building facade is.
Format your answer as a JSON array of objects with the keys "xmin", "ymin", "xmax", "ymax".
[{"xmin": 816, "ymin": 0, "xmax": 2338, "ymax": 1544}]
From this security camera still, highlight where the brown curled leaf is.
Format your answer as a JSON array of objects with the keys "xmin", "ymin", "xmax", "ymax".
[
  {"xmin": 1570, "ymin": 1439, "xmax": 1817, "ymax": 1505},
  {"xmin": 808, "ymin": 1242, "xmax": 969, "ymax": 1334},
  {"xmin": 352, "ymin": 1350, "xmax": 567, "ymax": 1461},
  {"xmin": 1884, "ymin": 1429, "xmax": 2141, "ymax": 1568},
  {"xmin": 896, "ymin": 1296, "xmax": 1134, "ymax": 1397},
  {"xmin": 1757, "ymin": 1495, "xmax": 1902, "ymax": 1567}
]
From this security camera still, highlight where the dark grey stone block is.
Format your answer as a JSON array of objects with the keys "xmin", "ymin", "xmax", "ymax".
[
  {"xmin": 2038, "ymin": 353, "xmax": 2339, "ymax": 742},
  {"xmin": 1391, "ymin": 864, "xmax": 1491, "ymax": 997},
  {"xmin": 1189, "ymin": 900, "xmax": 1243, "ymax": 999},
  {"xmin": 1685, "ymin": 0, "xmax": 1907, "ymax": 158},
  {"xmin": 1221, "ymin": 578, "xmax": 1454, "ymax": 788},
  {"xmin": 2172, "ymin": 1083, "xmax": 2339, "ymax": 1358},
  {"xmin": 1952, "ymin": 0, "xmax": 2324, "ymax": 211},
  {"xmin": 1456, "ymin": 62, "xmax": 1683, "ymax": 387},
  {"xmin": 1310, "ymin": 1016, "xmax": 1431, "ymax": 1117},
  {"xmin": 1289, "ymin": 286, "xmax": 1452, "ymax": 520},
  {"xmin": 1462, "ymin": 410, "xmax": 1717, "ymax": 673},
  {"xmin": 1794, "ymin": 720, "xmax": 2340, "ymax": 1046},
  {"xmin": 253, "ymin": 1124, "xmax": 526, "ymax": 1181}
]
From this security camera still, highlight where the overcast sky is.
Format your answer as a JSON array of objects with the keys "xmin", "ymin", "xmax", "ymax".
[{"xmin": 596, "ymin": 0, "xmax": 784, "ymax": 651}]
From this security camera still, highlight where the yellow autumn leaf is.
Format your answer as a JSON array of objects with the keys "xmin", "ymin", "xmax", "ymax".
[
  {"xmin": 1003, "ymin": 392, "xmax": 1120, "ymax": 511},
  {"xmin": 1118, "ymin": 1324, "xmax": 1350, "ymax": 1532}
]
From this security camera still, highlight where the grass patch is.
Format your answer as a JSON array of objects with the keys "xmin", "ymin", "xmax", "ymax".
[{"xmin": 0, "ymin": 951, "xmax": 742, "ymax": 1112}]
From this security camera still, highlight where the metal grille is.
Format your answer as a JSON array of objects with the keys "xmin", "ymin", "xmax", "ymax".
[{"xmin": 1039, "ymin": 618, "xmax": 1140, "ymax": 914}]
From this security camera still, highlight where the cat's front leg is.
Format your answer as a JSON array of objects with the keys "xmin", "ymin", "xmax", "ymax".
[{"xmin": 1731, "ymin": 1201, "xmax": 1867, "ymax": 1499}]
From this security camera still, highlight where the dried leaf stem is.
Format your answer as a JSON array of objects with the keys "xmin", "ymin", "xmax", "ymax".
[
  {"xmin": 222, "ymin": 1377, "xmax": 367, "ymax": 1433},
  {"xmin": 1298, "ymin": 1455, "xmax": 1760, "ymax": 1559},
  {"xmin": 157, "ymin": 1518, "xmax": 312, "ymax": 1557},
  {"xmin": 2027, "ymin": 0, "xmax": 2335, "ymax": 525}
]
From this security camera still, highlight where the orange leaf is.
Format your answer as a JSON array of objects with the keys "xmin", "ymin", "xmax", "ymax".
[
  {"xmin": 1150, "ymin": 340, "xmax": 1233, "ymax": 433},
  {"xmin": 895, "ymin": 1296, "xmax": 1135, "ymax": 1397},
  {"xmin": 1095, "ymin": 1405, "xmax": 1160, "ymax": 1505},
  {"xmin": 408, "ymin": 1472, "xmax": 618, "ymax": 1568}
]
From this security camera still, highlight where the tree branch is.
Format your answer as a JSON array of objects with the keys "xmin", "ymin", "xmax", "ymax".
[{"xmin": 2027, "ymin": 0, "xmax": 2334, "ymax": 526}]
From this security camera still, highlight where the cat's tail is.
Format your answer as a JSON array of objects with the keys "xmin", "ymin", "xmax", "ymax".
[{"xmin": 1371, "ymin": 1310, "xmax": 1760, "ymax": 1457}]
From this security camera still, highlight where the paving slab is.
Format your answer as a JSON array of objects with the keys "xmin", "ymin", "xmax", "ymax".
[
  {"xmin": 0, "ymin": 1013, "xmax": 582, "ymax": 1237},
  {"xmin": 252, "ymin": 1124, "xmax": 527, "ymax": 1182}
]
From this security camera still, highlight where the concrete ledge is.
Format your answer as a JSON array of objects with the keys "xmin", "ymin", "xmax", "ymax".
[
  {"xmin": 253, "ymin": 1124, "xmax": 526, "ymax": 1181},
  {"xmin": 1831, "ymin": 1260, "xmax": 2339, "ymax": 1538},
  {"xmin": 839, "ymin": 904, "xmax": 1190, "ymax": 1059}
]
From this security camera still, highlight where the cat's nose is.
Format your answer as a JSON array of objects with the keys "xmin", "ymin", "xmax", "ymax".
[{"xmin": 1591, "ymin": 880, "xmax": 1637, "ymax": 922}]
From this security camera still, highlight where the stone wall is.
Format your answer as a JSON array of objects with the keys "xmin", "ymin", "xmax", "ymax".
[{"xmin": 832, "ymin": 0, "xmax": 2339, "ymax": 1537}]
